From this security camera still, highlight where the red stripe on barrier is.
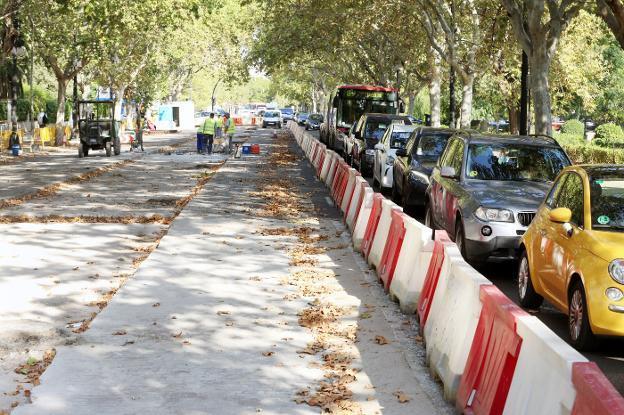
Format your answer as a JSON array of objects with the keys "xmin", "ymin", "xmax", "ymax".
[
  {"xmin": 350, "ymin": 181, "xmax": 368, "ymax": 226},
  {"xmin": 343, "ymin": 171, "xmax": 362, "ymax": 219},
  {"xmin": 456, "ymin": 285, "xmax": 527, "ymax": 415},
  {"xmin": 327, "ymin": 157, "xmax": 339, "ymax": 188},
  {"xmin": 571, "ymin": 362, "xmax": 624, "ymax": 415},
  {"xmin": 378, "ymin": 210, "xmax": 408, "ymax": 291},
  {"xmin": 330, "ymin": 162, "xmax": 346, "ymax": 201},
  {"xmin": 417, "ymin": 230, "xmax": 451, "ymax": 327},
  {"xmin": 362, "ymin": 193, "xmax": 384, "ymax": 260},
  {"xmin": 316, "ymin": 148, "xmax": 326, "ymax": 176},
  {"xmin": 335, "ymin": 164, "xmax": 350, "ymax": 206}
]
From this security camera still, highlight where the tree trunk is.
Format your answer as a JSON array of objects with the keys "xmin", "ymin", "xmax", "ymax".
[
  {"xmin": 311, "ymin": 85, "xmax": 317, "ymax": 113},
  {"xmin": 459, "ymin": 73, "xmax": 474, "ymax": 129},
  {"xmin": 529, "ymin": 50, "xmax": 553, "ymax": 136},
  {"xmin": 429, "ymin": 59, "xmax": 441, "ymax": 127},
  {"xmin": 407, "ymin": 92, "xmax": 416, "ymax": 116},
  {"xmin": 509, "ymin": 105, "xmax": 520, "ymax": 135},
  {"xmin": 55, "ymin": 79, "xmax": 67, "ymax": 146}
]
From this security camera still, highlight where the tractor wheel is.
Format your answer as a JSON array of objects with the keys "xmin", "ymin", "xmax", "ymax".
[
  {"xmin": 105, "ymin": 141, "xmax": 112, "ymax": 157},
  {"xmin": 113, "ymin": 136, "xmax": 121, "ymax": 156}
]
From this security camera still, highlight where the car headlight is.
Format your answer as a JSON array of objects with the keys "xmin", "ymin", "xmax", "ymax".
[
  {"xmin": 365, "ymin": 149, "xmax": 375, "ymax": 155},
  {"xmin": 474, "ymin": 207, "xmax": 514, "ymax": 223},
  {"xmin": 609, "ymin": 259, "xmax": 624, "ymax": 284}
]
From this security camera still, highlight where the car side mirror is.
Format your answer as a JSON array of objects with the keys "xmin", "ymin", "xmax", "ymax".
[
  {"xmin": 440, "ymin": 166, "xmax": 457, "ymax": 179},
  {"xmin": 549, "ymin": 207, "xmax": 572, "ymax": 224},
  {"xmin": 396, "ymin": 148, "xmax": 408, "ymax": 157},
  {"xmin": 374, "ymin": 143, "xmax": 385, "ymax": 151}
]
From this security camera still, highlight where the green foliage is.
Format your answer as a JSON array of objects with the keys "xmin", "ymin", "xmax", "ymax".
[
  {"xmin": 561, "ymin": 119, "xmax": 585, "ymax": 135},
  {"xmin": 594, "ymin": 122, "xmax": 624, "ymax": 147},
  {"xmin": 563, "ymin": 143, "xmax": 624, "ymax": 164},
  {"xmin": 553, "ymin": 132, "xmax": 585, "ymax": 146}
]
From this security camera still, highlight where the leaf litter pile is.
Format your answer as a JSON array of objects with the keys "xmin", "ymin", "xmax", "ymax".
[{"xmin": 257, "ymin": 131, "xmax": 362, "ymax": 414}]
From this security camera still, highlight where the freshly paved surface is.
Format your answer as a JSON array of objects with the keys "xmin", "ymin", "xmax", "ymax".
[{"xmin": 11, "ymin": 128, "xmax": 452, "ymax": 414}]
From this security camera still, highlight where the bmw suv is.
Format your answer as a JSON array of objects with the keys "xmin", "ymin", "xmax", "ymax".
[{"xmin": 425, "ymin": 133, "xmax": 572, "ymax": 264}]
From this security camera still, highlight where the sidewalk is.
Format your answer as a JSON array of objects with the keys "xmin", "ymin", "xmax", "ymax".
[{"xmin": 14, "ymin": 129, "xmax": 450, "ymax": 415}]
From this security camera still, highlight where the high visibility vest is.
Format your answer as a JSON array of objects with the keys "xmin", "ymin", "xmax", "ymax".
[
  {"xmin": 225, "ymin": 118, "xmax": 236, "ymax": 134},
  {"xmin": 202, "ymin": 118, "xmax": 216, "ymax": 135},
  {"xmin": 216, "ymin": 117, "xmax": 224, "ymax": 128}
]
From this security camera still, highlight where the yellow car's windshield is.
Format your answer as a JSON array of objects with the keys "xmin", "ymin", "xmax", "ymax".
[{"xmin": 590, "ymin": 173, "xmax": 624, "ymax": 232}]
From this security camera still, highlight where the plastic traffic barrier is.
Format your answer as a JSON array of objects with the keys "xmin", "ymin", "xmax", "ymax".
[
  {"xmin": 335, "ymin": 164, "xmax": 352, "ymax": 208},
  {"xmin": 367, "ymin": 199, "xmax": 402, "ymax": 270},
  {"xmin": 456, "ymin": 285, "xmax": 528, "ymax": 415},
  {"xmin": 571, "ymin": 362, "xmax": 624, "ymax": 415},
  {"xmin": 378, "ymin": 210, "xmax": 408, "ymax": 291},
  {"xmin": 326, "ymin": 155, "xmax": 340, "ymax": 189},
  {"xmin": 352, "ymin": 186, "xmax": 374, "ymax": 251},
  {"xmin": 346, "ymin": 178, "xmax": 368, "ymax": 232},
  {"xmin": 340, "ymin": 168, "xmax": 360, "ymax": 216},
  {"xmin": 417, "ymin": 230, "xmax": 452, "ymax": 327},
  {"xmin": 502, "ymin": 315, "xmax": 587, "ymax": 415},
  {"xmin": 319, "ymin": 150, "xmax": 334, "ymax": 183},
  {"xmin": 388, "ymin": 217, "xmax": 434, "ymax": 313},
  {"xmin": 315, "ymin": 146, "xmax": 326, "ymax": 176},
  {"xmin": 424, "ymin": 245, "xmax": 492, "ymax": 400},
  {"xmin": 360, "ymin": 192, "xmax": 384, "ymax": 256},
  {"xmin": 330, "ymin": 162, "xmax": 346, "ymax": 202}
]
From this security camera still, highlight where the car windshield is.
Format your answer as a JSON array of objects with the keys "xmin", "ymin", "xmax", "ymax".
[
  {"xmin": 589, "ymin": 171, "xmax": 624, "ymax": 232},
  {"xmin": 265, "ymin": 111, "xmax": 280, "ymax": 117},
  {"xmin": 298, "ymin": 113, "xmax": 308, "ymax": 118},
  {"xmin": 389, "ymin": 131, "xmax": 412, "ymax": 149},
  {"xmin": 416, "ymin": 133, "xmax": 451, "ymax": 157},
  {"xmin": 365, "ymin": 121, "xmax": 388, "ymax": 140},
  {"xmin": 466, "ymin": 143, "xmax": 569, "ymax": 182},
  {"xmin": 281, "ymin": 109, "xmax": 293, "ymax": 114},
  {"xmin": 309, "ymin": 114, "xmax": 323, "ymax": 122}
]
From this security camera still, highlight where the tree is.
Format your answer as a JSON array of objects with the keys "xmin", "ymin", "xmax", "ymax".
[
  {"xmin": 501, "ymin": 0, "xmax": 586, "ymax": 135},
  {"xmin": 597, "ymin": 0, "xmax": 624, "ymax": 49}
]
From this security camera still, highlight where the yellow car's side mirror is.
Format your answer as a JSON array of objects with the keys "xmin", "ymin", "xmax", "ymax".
[{"xmin": 549, "ymin": 207, "xmax": 573, "ymax": 224}]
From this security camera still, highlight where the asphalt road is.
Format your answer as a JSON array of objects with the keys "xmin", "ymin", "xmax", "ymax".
[{"xmin": 303, "ymin": 125, "xmax": 624, "ymax": 395}]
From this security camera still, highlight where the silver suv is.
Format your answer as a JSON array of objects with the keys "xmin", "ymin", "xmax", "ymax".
[{"xmin": 425, "ymin": 133, "xmax": 571, "ymax": 264}]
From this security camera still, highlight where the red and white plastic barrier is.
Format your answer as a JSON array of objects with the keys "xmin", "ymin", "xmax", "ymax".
[
  {"xmin": 388, "ymin": 217, "xmax": 435, "ymax": 313},
  {"xmin": 286, "ymin": 122, "xmax": 624, "ymax": 414},
  {"xmin": 346, "ymin": 178, "xmax": 369, "ymax": 232}
]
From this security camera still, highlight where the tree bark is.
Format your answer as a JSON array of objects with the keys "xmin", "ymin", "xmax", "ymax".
[
  {"xmin": 55, "ymin": 79, "xmax": 67, "ymax": 146},
  {"xmin": 509, "ymin": 105, "xmax": 520, "ymax": 135},
  {"xmin": 529, "ymin": 50, "xmax": 553, "ymax": 136},
  {"xmin": 597, "ymin": 0, "xmax": 624, "ymax": 49},
  {"xmin": 459, "ymin": 73, "xmax": 474, "ymax": 129},
  {"xmin": 428, "ymin": 53, "xmax": 441, "ymax": 127}
]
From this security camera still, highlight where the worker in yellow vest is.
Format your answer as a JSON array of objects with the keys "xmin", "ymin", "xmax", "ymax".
[
  {"xmin": 201, "ymin": 113, "xmax": 217, "ymax": 154},
  {"xmin": 224, "ymin": 113, "xmax": 236, "ymax": 154}
]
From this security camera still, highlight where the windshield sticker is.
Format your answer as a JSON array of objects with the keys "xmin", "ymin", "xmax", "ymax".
[
  {"xmin": 595, "ymin": 180, "xmax": 605, "ymax": 185},
  {"xmin": 468, "ymin": 170, "xmax": 478, "ymax": 178},
  {"xmin": 597, "ymin": 215, "xmax": 611, "ymax": 225}
]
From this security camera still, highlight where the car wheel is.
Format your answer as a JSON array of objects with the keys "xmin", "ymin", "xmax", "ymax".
[
  {"xmin": 517, "ymin": 251, "xmax": 544, "ymax": 309},
  {"xmin": 78, "ymin": 143, "xmax": 84, "ymax": 158},
  {"xmin": 454, "ymin": 220, "xmax": 467, "ymax": 260},
  {"xmin": 263, "ymin": 123, "xmax": 267, "ymax": 128},
  {"xmin": 278, "ymin": 123, "xmax": 282, "ymax": 129},
  {"xmin": 105, "ymin": 142, "xmax": 112, "ymax": 157},
  {"xmin": 569, "ymin": 281, "xmax": 598, "ymax": 351},
  {"xmin": 305, "ymin": 125, "xmax": 309, "ymax": 130},
  {"xmin": 425, "ymin": 204, "xmax": 436, "ymax": 229},
  {"xmin": 113, "ymin": 136, "xmax": 121, "ymax": 156}
]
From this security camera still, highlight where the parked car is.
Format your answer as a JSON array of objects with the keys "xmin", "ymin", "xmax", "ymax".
[
  {"xmin": 262, "ymin": 110, "xmax": 282, "ymax": 128},
  {"xmin": 392, "ymin": 127, "xmax": 455, "ymax": 213},
  {"xmin": 281, "ymin": 108, "xmax": 295, "ymax": 122},
  {"xmin": 305, "ymin": 113, "xmax": 324, "ymax": 130},
  {"xmin": 348, "ymin": 113, "xmax": 412, "ymax": 177},
  {"xmin": 518, "ymin": 165, "xmax": 624, "ymax": 350},
  {"xmin": 425, "ymin": 133, "xmax": 571, "ymax": 264},
  {"xmin": 296, "ymin": 112, "xmax": 309, "ymax": 125},
  {"xmin": 372, "ymin": 124, "xmax": 416, "ymax": 193}
]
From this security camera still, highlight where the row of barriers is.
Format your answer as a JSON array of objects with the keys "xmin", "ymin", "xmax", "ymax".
[{"xmin": 287, "ymin": 120, "xmax": 624, "ymax": 415}]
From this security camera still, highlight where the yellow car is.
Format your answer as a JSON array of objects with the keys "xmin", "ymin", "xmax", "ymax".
[{"xmin": 518, "ymin": 164, "xmax": 624, "ymax": 350}]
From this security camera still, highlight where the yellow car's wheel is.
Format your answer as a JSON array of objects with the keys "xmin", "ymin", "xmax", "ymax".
[
  {"xmin": 569, "ymin": 281, "xmax": 598, "ymax": 351},
  {"xmin": 517, "ymin": 251, "xmax": 543, "ymax": 309}
]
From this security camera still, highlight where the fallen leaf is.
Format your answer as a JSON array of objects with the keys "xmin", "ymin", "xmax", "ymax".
[
  {"xmin": 394, "ymin": 391, "xmax": 410, "ymax": 403},
  {"xmin": 374, "ymin": 335, "xmax": 389, "ymax": 345},
  {"xmin": 172, "ymin": 331, "xmax": 182, "ymax": 338},
  {"xmin": 225, "ymin": 321, "xmax": 234, "ymax": 326},
  {"xmin": 360, "ymin": 312, "xmax": 372, "ymax": 319},
  {"xmin": 415, "ymin": 335, "xmax": 423, "ymax": 343},
  {"xmin": 217, "ymin": 310, "xmax": 230, "ymax": 316},
  {"xmin": 122, "ymin": 340, "xmax": 135, "ymax": 346},
  {"xmin": 152, "ymin": 302, "xmax": 160, "ymax": 307},
  {"xmin": 262, "ymin": 351, "xmax": 275, "ymax": 357},
  {"xmin": 112, "ymin": 330, "xmax": 127, "ymax": 336}
]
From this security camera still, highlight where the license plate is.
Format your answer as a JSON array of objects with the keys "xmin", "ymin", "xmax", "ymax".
[{"xmin": 89, "ymin": 139, "xmax": 96, "ymax": 144}]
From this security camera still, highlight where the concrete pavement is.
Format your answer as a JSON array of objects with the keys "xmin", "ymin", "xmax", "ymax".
[{"xmin": 12, "ymin": 128, "xmax": 451, "ymax": 414}]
